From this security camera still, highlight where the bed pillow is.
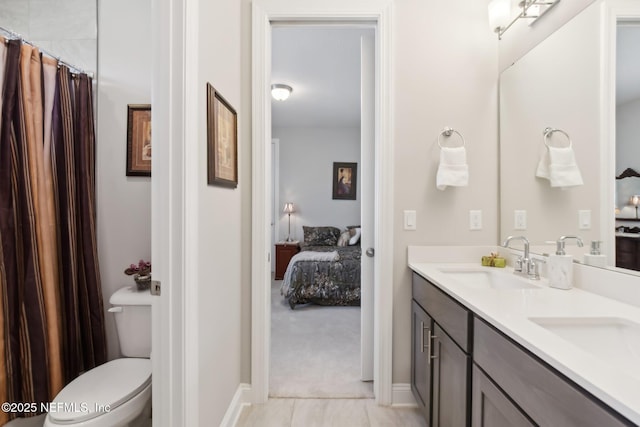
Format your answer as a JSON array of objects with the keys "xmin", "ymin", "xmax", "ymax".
[
  {"xmin": 337, "ymin": 230, "xmax": 351, "ymax": 247},
  {"xmin": 303, "ymin": 226, "xmax": 341, "ymax": 246},
  {"xmin": 348, "ymin": 227, "xmax": 361, "ymax": 245}
]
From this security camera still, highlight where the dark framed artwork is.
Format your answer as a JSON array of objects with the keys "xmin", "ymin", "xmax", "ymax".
[
  {"xmin": 126, "ymin": 104, "xmax": 152, "ymax": 177},
  {"xmin": 207, "ymin": 83, "xmax": 238, "ymax": 188},
  {"xmin": 332, "ymin": 162, "xmax": 357, "ymax": 200}
]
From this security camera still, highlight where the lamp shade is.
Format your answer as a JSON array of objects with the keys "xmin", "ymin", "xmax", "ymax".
[
  {"xmin": 488, "ymin": 0, "xmax": 511, "ymax": 32},
  {"xmin": 283, "ymin": 202, "xmax": 295, "ymax": 214},
  {"xmin": 271, "ymin": 84, "xmax": 292, "ymax": 101},
  {"xmin": 630, "ymin": 195, "xmax": 640, "ymax": 206}
]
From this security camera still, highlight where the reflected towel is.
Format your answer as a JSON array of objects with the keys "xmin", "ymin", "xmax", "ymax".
[
  {"xmin": 536, "ymin": 146, "xmax": 583, "ymax": 188},
  {"xmin": 436, "ymin": 146, "xmax": 469, "ymax": 190}
]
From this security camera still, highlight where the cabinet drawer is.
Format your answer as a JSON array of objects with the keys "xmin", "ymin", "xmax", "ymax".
[
  {"xmin": 412, "ymin": 272, "xmax": 472, "ymax": 352},
  {"xmin": 474, "ymin": 318, "xmax": 632, "ymax": 427}
]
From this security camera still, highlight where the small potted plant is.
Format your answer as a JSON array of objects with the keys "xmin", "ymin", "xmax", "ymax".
[{"xmin": 124, "ymin": 259, "xmax": 152, "ymax": 291}]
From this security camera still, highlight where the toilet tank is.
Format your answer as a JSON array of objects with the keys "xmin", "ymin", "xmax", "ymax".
[{"xmin": 109, "ymin": 286, "xmax": 153, "ymax": 358}]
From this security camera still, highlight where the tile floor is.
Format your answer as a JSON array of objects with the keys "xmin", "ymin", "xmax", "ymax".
[{"xmin": 235, "ymin": 398, "xmax": 427, "ymax": 427}]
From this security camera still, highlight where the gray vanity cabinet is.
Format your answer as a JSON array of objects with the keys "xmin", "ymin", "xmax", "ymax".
[
  {"xmin": 472, "ymin": 365, "xmax": 533, "ymax": 427},
  {"xmin": 412, "ymin": 273, "xmax": 472, "ymax": 427},
  {"xmin": 432, "ymin": 324, "xmax": 470, "ymax": 427},
  {"xmin": 474, "ymin": 318, "xmax": 632, "ymax": 427}
]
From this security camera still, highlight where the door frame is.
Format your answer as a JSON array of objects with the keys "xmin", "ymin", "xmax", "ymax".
[{"xmin": 251, "ymin": 0, "xmax": 394, "ymax": 405}]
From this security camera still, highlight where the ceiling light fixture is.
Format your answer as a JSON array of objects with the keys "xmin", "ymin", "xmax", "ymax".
[{"xmin": 271, "ymin": 84, "xmax": 293, "ymax": 101}]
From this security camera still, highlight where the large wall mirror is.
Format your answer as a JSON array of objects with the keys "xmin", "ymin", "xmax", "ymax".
[{"xmin": 499, "ymin": 0, "xmax": 640, "ymax": 274}]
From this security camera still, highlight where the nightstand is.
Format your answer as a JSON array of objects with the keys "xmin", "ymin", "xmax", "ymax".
[{"xmin": 275, "ymin": 242, "xmax": 301, "ymax": 280}]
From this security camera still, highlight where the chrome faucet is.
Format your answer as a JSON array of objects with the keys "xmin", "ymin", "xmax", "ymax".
[
  {"xmin": 502, "ymin": 235, "xmax": 540, "ymax": 280},
  {"xmin": 555, "ymin": 235, "xmax": 584, "ymax": 255}
]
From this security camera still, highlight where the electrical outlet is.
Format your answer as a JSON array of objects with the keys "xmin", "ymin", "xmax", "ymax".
[
  {"xmin": 469, "ymin": 210, "xmax": 482, "ymax": 230},
  {"xmin": 579, "ymin": 210, "xmax": 591, "ymax": 230},
  {"xmin": 514, "ymin": 210, "xmax": 527, "ymax": 230}
]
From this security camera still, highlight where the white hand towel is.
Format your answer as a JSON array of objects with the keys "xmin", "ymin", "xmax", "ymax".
[
  {"xmin": 436, "ymin": 146, "xmax": 469, "ymax": 191},
  {"xmin": 535, "ymin": 146, "xmax": 583, "ymax": 188}
]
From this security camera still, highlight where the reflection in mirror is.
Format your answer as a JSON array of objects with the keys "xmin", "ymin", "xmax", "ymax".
[
  {"xmin": 499, "ymin": 3, "xmax": 601, "ymax": 261},
  {"xmin": 615, "ymin": 23, "xmax": 640, "ymax": 272},
  {"xmin": 500, "ymin": 1, "xmax": 640, "ymax": 275}
]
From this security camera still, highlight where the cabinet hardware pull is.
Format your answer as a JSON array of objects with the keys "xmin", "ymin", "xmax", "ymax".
[
  {"xmin": 420, "ymin": 322, "xmax": 429, "ymax": 353},
  {"xmin": 430, "ymin": 334, "xmax": 439, "ymax": 362},
  {"xmin": 428, "ymin": 331, "xmax": 438, "ymax": 364}
]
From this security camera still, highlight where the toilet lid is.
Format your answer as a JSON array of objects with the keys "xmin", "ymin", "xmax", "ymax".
[{"xmin": 48, "ymin": 358, "xmax": 151, "ymax": 424}]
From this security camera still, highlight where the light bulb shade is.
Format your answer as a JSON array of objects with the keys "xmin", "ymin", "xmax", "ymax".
[
  {"xmin": 488, "ymin": 0, "xmax": 511, "ymax": 32},
  {"xmin": 283, "ymin": 202, "xmax": 295, "ymax": 214},
  {"xmin": 630, "ymin": 195, "xmax": 640, "ymax": 206},
  {"xmin": 271, "ymin": 84, "xmax": 292, "ymax": 101}
]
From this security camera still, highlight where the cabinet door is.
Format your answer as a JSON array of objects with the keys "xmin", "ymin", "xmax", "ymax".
[
  {"xmin": 432, "ymin": 324, "xmax": 470, "ymax": 427},
  {"xmin": 411, "ymin": 301, "xmax": 432, "ymax": 422},
  {"xmin": 472, "ymin": 365, "xmax": 533, "ymax": 427}
]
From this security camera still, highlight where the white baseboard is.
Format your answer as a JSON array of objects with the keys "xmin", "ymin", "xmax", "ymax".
[
  {"xmin": 221, "ymin": 383, "xmax": 252, "ymax": 427},
  {"xmin": 391, "ymin": 383, "xmax": 418, "ymax": 408}
]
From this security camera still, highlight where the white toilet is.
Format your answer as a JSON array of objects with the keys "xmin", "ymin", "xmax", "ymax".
[{"xmin": 44, "ymin": 286, "xmax": 153, "ymax": 427}]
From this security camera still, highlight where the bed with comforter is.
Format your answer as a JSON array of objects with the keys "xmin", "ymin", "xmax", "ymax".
[{"xmin": 280, "ymin": 226, "xmax": 361, "ymax": 309}]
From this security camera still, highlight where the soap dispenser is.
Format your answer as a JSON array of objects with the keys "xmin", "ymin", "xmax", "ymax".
[
  {"xmin": 583, "ymin": 241, "xmax": 607, "ymax": 268},
  {"xmin": 548, "ymin": 236, "xmax": 583, "ymax": 290}
]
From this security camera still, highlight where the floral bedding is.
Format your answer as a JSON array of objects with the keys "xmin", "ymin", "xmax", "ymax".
[{"xmin": 280, "ymin": 245, "xmax": 361, "ymax": 309}]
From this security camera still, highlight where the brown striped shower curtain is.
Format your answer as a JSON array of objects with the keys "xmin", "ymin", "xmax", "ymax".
[{"xmin": 0, "ymin": 37, "xmax": 107, "ymax": 425}]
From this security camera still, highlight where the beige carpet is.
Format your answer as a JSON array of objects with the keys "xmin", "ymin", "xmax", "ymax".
[{"xmin": 269, "ymin": 280, "xmax": 374, "ymax": 398}]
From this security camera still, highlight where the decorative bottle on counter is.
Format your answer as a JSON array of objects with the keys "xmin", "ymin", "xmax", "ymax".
[{"xmin": 548, "ymin": 236, "xmax": 582, "ymax": 290}]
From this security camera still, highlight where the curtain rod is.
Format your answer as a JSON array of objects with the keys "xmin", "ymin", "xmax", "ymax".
[{"xmin": 0, "ymin": 26, "xmax": 94, "ymax": 78}]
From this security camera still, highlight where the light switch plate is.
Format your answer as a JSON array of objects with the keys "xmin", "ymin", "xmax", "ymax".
[
  {"xmin": 579, "ymin": 210, "xmax": 591, "ymax": 230},
  {"xmin": 404, "ymin": 210, "xmax": 417, "ymax": 230},
  {"xmin": 514, "ymin": 210, "xmax": 527, "ymax": 230},
  {"xmin": 469, "ymin": 210, "xmax": 482, "ymax": 230}
]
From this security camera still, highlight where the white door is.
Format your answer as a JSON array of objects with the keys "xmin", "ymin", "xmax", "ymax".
[
  {"xmin": 360, "ymin": 34, "xmax": 375, "ymax": 381},
  {"xmin": 271, "ymin": 139, "xmax": 280, "ymax": 271}
]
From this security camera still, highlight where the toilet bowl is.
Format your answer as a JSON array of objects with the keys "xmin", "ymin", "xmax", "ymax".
[{"xmin": 44, "ymin": 286, "xmax": 153, "ymax": 427}]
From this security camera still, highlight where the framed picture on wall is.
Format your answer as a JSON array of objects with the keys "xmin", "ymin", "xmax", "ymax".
[
  {"xmin": 332, "ymin": 162, "xmax": 357, "ymax": 200},
  {"xmin": 126, "ymin": 104, "xmax": 152, "ymax": 177},
  {"xmin": 207, "ymin": 83, "xmax": 238, "ymax": 188}
]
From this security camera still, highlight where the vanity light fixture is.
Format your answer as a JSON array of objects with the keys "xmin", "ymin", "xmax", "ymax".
[
  {"xmin": 488, "ymin": 0, "xmax": 511, "ymax": 35},
  {"xmin": 489, "ymin": 0, "xmax": 561, "ymax": 40},
  {"xmin": 271, "ymin": 84, "xmax": 293, "ymax": 101}
]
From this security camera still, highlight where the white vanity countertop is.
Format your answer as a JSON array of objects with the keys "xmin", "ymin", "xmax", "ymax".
[{"xmin": 409, "ymin": 261, "xmax": 640, "ymax": 425}]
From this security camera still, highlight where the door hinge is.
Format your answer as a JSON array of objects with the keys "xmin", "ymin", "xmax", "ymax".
[{"xmin": 150, "ymin": 280, "xmax": 161, "ymax": 296}]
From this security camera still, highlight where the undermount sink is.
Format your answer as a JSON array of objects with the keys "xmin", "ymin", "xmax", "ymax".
[
  {"xmin": 437, "ymin": 267, "xmax": 541, "ymax": 290},
  {"xmin": 529, "ymin": 317, "xmax": 640, "ymax": 378}
]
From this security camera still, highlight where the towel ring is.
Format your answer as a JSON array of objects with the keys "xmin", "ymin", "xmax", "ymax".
[
  {"xmin": 438, "ymin": 127, "xmax": 466, "ymax": 148},
  {"xmin": 543, "ymin": 127, "xmax": 572, "ymax": 148}
]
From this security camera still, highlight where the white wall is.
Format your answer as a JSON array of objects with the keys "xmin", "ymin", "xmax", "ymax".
[
  {"xmin": 617, "ymin": 98, "xmax": 640, "ymax": 174},
  {"xmin": 392, "ymin": 0, "xmax": 498, "ymax": 384},
  {"xmin": 97, "ymin": 0, "xmax": 152, "ymax": 360},
  {"xmin": 196, "ymin": 0, "xmax": 244, "ymax": 423},
  {"xmin": 274, "ymin": 126, "xmax": 361, "ymax": 242},
  {"xmin": 0, "ymin": 0, "xmax": 96, "ymax": 73}
]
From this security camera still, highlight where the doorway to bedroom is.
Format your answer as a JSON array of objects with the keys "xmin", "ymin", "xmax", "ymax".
[{"xmin": 269, "ymin": 24, "xmax": 375, "ymax": 398}]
